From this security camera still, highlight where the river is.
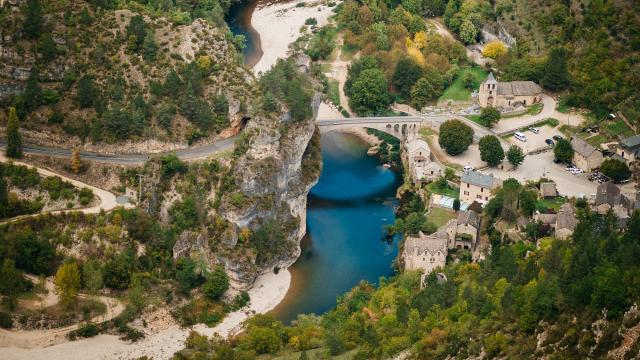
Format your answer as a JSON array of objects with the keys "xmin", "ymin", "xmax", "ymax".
[
  {"xmin": 226, "ymin": 0, "xmax": 262, "ymax": 67},
  {"xmin": 272, "ymin": 132, "xmax": 402, "ymax": 323}
]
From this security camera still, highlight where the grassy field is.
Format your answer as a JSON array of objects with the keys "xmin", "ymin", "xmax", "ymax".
[
  {"xmin": 465, "ymin": 114, "xmax": 483, "ymax": 126},
  {"xmin": 428, "ymin": 207, "xmax": 457, "ymax": 228},
  {"xmin": 427, "ymin": 181, "xmax": 459, "ymax": 198},
  {"xmin": 419, "ymin": 127, "xmax": 437, "ymax": 138},
  {"xmin": 327, "ymin": 79, "xmax": 340, "ymax": 106},
  {"xmin": 536, "ymin": 196, "xmax": 566, "ymax": 213},
  {"xmin": 439, "ymin": 67, "xmax": 488, "ymax": 101}
]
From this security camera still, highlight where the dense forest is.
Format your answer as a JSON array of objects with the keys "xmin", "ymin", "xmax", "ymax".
[
  {"xmin": 0, "ymin": 0, "xmax": 252, "ymax": 144},
  {"xmin": 174, "ymin": 201, "xmax": 640, "ymax": 359}
]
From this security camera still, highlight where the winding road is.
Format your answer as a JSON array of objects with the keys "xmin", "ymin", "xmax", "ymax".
[{"xmin": 0, "ymin": 135, "xmax": 238, "ymax": 165}]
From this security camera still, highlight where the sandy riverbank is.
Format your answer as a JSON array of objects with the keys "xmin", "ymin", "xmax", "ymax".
[
  {"xmin": 2, "ymin": 270, "xmax": 291, "ymax": 360},
  {"xmin": 252, "ymin": 0, "xmax": 338, "ymax": 74}
]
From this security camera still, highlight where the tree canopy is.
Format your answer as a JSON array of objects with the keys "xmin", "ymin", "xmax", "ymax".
[{"xmin": 438, "ymin": 119, "xmax": 474, "ymax": 155}]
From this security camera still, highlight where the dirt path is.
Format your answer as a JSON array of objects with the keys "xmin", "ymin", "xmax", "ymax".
[
  {"xmin": 317, "ymin": 33, "xmax": 356, "ymax": 116},
  {"xmin": 0, "ymin": 284, "xmax": 125, "ymax": 350},
  {"xmin": 0, "ymin": 153, "xmax": 133, "ymax": 224}
]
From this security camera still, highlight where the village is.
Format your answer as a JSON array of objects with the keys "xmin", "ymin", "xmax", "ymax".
[{"xmin": 398, "ymin": 74, "xmax": 640, "ymax": 282}]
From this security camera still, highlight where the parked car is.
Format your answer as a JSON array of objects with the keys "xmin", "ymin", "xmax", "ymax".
[
  {"xmin": 514, "ymin": 132, "xmax": 527, "ymax": 142},
  {"xmin": 553, "ymin": 135, "xmax": 563, "ymax": 141},
  {"xmin": 529, "ymin": 127, "xmax": 540, "ymax": 134},
  {"xmin": 571, "ymin": 168, "xmax": 583, "ymax": 174},
  {"xmin": 545, "ymin": 139, "xmax": 554, "ymax": 146},
  {"xmin": 602, "ymin": 149, "xmax": 613, "ymax": 157},
  {"xmin": 463, "ymin": 165, "xmax": 475, "ymax": 173},
  {"xmin": 565, "ymin": 165, "xmax": 575, "ymax": 171}
]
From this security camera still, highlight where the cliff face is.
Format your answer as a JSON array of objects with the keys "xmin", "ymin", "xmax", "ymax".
[
  {"xmin": 170, "ymin": 93, "xmax": 322, "ymax": 291},
  {"xmin": 215, "ymin": 95, "xmax": 322, "ymax": 289}
]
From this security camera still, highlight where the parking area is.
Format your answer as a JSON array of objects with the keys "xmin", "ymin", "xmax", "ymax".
[
  {"xmin": 505, "ymin": 125, "xmax": 564, "ymax": 154},
  {"xmin": 481, "ymin": 150, "xmax": 598, "ymax": 198}
]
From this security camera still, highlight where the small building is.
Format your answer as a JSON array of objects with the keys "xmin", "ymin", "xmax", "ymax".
[
  {"xmin": 405, "ymin": 137, "xmax": 443, "ymax": 184},
  {"xmin": 595, "ymin": 181, "xmax": 621, "ymax": 214},
  {"xmin": 571, "ymin": 137, "xmax": 603, "ymax": 172},
  {"xmin": 616, "ymin": 134, "xmax": 640, "ymax": 163},
  {"xmin": 403, "ymin": 231, "xmax": 448, "ymax": 275},
  {"xmin": 540, "ymin": 182, "xmax": 557, "ymax": 198},
  {"xmin": 455, "ymin": 210, "xmax": 480, "ymax": 250},
  {"xmin": 555, "ymin": 203, "xmax": 577, "ymax": 240},
  {"xmin": 478, "ymin": 72, "xmax": 543, "ymax": 108},
  {"xmin": 460, "ymin": 171, "xmax": 502, "ymax": 205}
]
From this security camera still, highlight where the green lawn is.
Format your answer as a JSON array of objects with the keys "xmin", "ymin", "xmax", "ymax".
[
  {"xmin": 556, "ymin": 99, "xmax": 572, "ymax": 113},
  {"xmin": 320, "ymin": 63, "xmax": 332, "ymax": 73},
  {"xmin": 536, "ymin": 197, "xmax": 566, "ymax": 213},
  {"xmin": 419, "ymin": 127, "xmax": 437, "ymax": 138},
  {"xmin": 464, "ymin": 114, "xmax": 484, "ymax": 126},
  {"xmin": 439, "ymin": 67, "xmax": 488, "ymax": 102},
  {"xmin": 327, "ymin": 79, "xmax": 340, "ymax": 106},
  {"xmin": 427, "ymin": 182, "xmax": 459, "ymax": 198},
  {"xmin": 428, "ymin": 207, "xmax": 457, "ymax": 228}
]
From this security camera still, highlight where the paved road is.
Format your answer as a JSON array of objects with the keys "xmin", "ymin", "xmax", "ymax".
[{"xmin": 0, "ymin": 136, "xmax": 237, "ymax": 165}]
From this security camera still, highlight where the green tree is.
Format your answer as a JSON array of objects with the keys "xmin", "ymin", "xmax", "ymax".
[
  {"xmin": 453, "ymin": 198, "xmax": 461, "ymax": 212},
  {"xmin": 542, "ymin": 47, "xmax": 569, "ymax": 91},
  {"xmin": 0, "ymin": 174, "xmax": 8, "ymax": 218},
  {"xmin": 22, "ymin": 0, "xmax": 43, "ymax": 39},
  {"xmin": 38, "ymin": 33, "xmax": 57, "ymax": 63},
  {"xmin": 262, "ymin": 91, "xmax": 278, "ymax": 112},
  {"xmin": 23, "ymin": 69, "xmax": 42, "ymax": 111},
  {"xmin": 76, "ymin": 75, "xmax": 95, "ymax": 108},
  {"xmin": 244, "ymin": 327, "xmax": 280, "ymax": 354},
  {"xmin": 348, "ymin": 68, "xmax": 390, "ymax": 115},
  {"xmin": 506, "ymin": 145, "xmax": 525, "ymax": 168},
  {"xmin": 479, "ymin": 135, "xmax": 505, "ymax": 166},
  {"xmin": 0, "ymin": 259, "xmax": 24, "ymax": 310},
  {"xmin": 82, "ymin": 260, "xmax": 103, "ymax": 295},
  {"xmin": 599, "ymin": 158, "xmax": 630, "ymax": 182},
  {"xmin": 392, "ymin": 57, "xmax": 423, "ymax": 99},
  {"xmin": 142, "ymin": 29, "xmax": 158, "ymax": 61},
  {"xmin": 164, "ymin": 69, "xmax": 182, "ymax": 95},
  {"xmin": 299, "ymin": 350, "xmax": 309, "ymax": 360},
  {"xmin": 202, "ymin": 266, "xmax": 229, "ymax": 300},
  {"xmin": 126, "ymin": 15, "xmax": 146, "ymax": 51},
  {"xmin": 459, "ymin": 19, "xmax": 477, "ymax": 44},
  {"xmin": 553, "ymin": 138, "xmax": 573, "ymax": 163},
  {"xmin": 438, "ymin": 119, "xmax": 474, "ymax": 155},
  {"xmin": 479, "ymin": 106, "xmax": 501, "ymax": 128},
  {"xmin": 54, "ymin": 262, "xmax": 81, "ymax": 308},
  {"xmin": 80, "ymin": 7, "xmax": 93, "ymax": 26},
  {"xmin": 462, "ymin": 71, "xmax": 475, "ymax": 89},
  {"xmin": 6, "ymin": 107, "xmax": 23, "ymax": 158},
  {"xmin": 411, "ymin": 76, "xmax": 440, "ymax": 110}
]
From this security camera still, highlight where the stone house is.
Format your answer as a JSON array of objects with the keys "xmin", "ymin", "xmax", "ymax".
[
  {"xmin": 593, "ymin": 182, "xmax": 639, "ymax": 227},
  {"xmin": 402, "ymin": 231, "xmax": 448, "ymax": 275},
  {"xmin": 540, "ymin": 182, "xmax": 558, "ymax": 198},
  {"xmin": 555, "ymin": 203, "xmax": 577, "ymax": 240},
  {"xmin": 460, "ymin": 171, "xmax": 502, "ymax": 205},
  {"xmin": 478, "ymin": 72, "xmax": 543, "ymax": 109},
  {"xmin": 616, "ymin": 134, "xmax": 640, "ymax": 163},
  {"xmin": 455, "ymin": 210, "xmax": 480, "ymax": 250},
  {"xmin": 405, "ymin": 137, "xmax": 444, "ymax": 185},
  {"xmin": 571, "ymin": 137, "xmax": 603, "ymax": 172}
]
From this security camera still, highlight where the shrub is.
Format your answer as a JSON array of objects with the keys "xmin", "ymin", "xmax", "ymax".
[
  {"xmin": 600, "ymin": 158, "xmax": 630, "ymax": 182},
  {"xmin": 202, "ymin": 266, "xmax": 229, "ymax": 300},
  {"xmin": 0, "ymin": 312, "xmax": 13, "ymax": 328},
  {"xmin": 438, "ymin": 119, "xmax": 474, "ymax": 155}
]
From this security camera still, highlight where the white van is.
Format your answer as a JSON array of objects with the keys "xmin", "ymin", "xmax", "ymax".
[{"xmin": 514, "ymin": 132, "xmax": 527, "ymax": 142}]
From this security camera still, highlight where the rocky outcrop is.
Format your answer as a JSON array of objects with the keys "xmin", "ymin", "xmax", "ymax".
[{"xmin": 203, "ymin": 89, "xmax": 321, "ymax": 290}]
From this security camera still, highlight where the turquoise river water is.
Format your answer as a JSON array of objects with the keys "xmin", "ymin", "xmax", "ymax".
[{"xmin": 272, "ymin": 132, "xmax": 402, "ymax": 323}]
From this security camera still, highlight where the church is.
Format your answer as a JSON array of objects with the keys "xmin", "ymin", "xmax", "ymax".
[{"xmin": 478, "ymin": 72, "xmax": 543, "ymax": 108}]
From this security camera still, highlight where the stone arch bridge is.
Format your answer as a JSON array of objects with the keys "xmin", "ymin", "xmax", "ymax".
[{"xmin": 316, "ymin": 115, "xmax": 452, "ymax": 140}]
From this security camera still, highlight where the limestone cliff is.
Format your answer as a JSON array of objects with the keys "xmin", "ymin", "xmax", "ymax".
[
  {"xmin": 214, "ymin": 94, "xmax": 322, "ymax": 289},
  {"xmin": 170, "ymin": 92, "xmax": 322, "ymax": 291}
]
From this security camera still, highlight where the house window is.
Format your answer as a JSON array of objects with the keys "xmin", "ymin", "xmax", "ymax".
[
  {"xmin": 430, "ymin": 258, "xmax": 435, "ymax": 263},
  {"xmin": 481, "ymin": 188, "xmax": 484, "ymax": 193},
  {"xmin": 476, "ymin": 195, "xmax": 482, "ymax": 199},
  {"xmin": 467, "ymin": 183, "xmax": 470, "ymax": 188},
  {"xmin": 464, "ymin": 191, "xmax": 469, "ymax": 195},
  {"xmin": 489, "ymin": 91, "xmax": 492, "ymax": 95},
  {"xmin": 485, "ymin": 196, "xmax": 489, "ymax": 200}
]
